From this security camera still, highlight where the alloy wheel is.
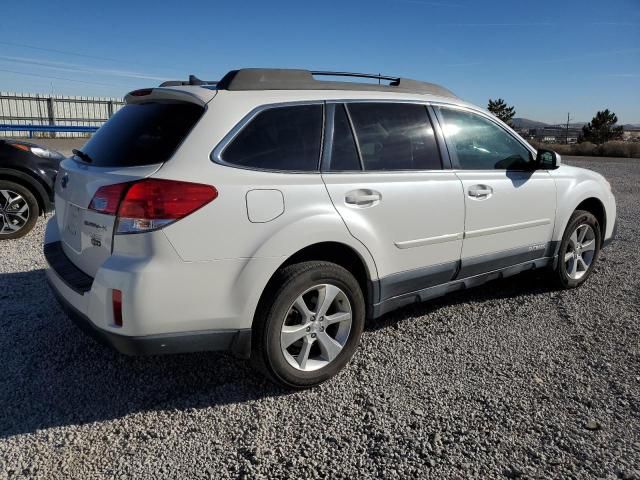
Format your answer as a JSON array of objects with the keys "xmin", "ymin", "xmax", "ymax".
[
  {"xmin": 0, "ymin": 190, "xmax": 30, "ymax": 235},
  {"xmin": 564, "ymin": 223, "xmax": 596, "ymax": 280},
  {"xmin": 280, "ymin": 284, "xmax": 352, "ymax": 372}
]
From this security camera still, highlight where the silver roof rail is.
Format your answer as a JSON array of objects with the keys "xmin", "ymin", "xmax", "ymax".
[
  {"xmin": 214, "ymin": 68, "xmax": 457, "ymax": 98},
  {"xmin": 310, "ymin": 71, "xmax": 402, "ymax": 83}
]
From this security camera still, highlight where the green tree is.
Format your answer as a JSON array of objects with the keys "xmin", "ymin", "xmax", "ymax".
[
  {"xmin": 487, "ymin": 98, "xmax": 516, "ymax": 126},
  {"xmin": 580, "ymin": 109, "xmax": 624, "ymax": 144}
]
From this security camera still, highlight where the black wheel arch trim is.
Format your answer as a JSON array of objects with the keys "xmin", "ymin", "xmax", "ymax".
[
  {"xmin": 602, "ymin": 219, "xmax": 617, "ymax": 248},
  {"xmin": 0, "ymin": 167, "xmax": 53, "ymax": 214}
]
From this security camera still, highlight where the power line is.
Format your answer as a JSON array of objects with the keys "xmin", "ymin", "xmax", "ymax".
[
  {"xmin": 0, "ymin": 55, "xmax": 167, "ymax": 81},
  {"xmin": 0, "ymin": 40, "xmax": 119, "ymax": 63},
  {"xmin": 0, "ymin": 41, "xmax": 180, "ymax": 74},
  {"xmin": 0, "ymin": 68, "xmax": 117, "ymax": 87}
]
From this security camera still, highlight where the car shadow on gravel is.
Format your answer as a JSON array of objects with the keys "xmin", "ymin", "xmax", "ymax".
[
  {"xmin": 0, "ymin": 269, "xmax": 293, "ymax": 438},
  {"xmin": 366, "ymin": 269, "xmax": 555, "ymax": 332},
  {"xmin": 1, "ymin": 267, "xmax": 555, "ymax": 438}
]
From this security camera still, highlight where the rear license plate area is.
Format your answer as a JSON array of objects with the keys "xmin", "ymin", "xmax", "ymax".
[{"xmin": 63, "ymin": 203, "xmax": 83, "ymax": 251}]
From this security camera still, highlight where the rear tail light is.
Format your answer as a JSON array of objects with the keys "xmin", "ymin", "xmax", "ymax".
[
  {"xmin": 112, "ymin": 289, "xmax": 123, "ymax": 327},
  {"xmin": 88, "ymin": 183, "xmax": 129, "ymax": 215},
  {"xmin": 89, "ymin": 178, "xmax": 217, "ymax": 234}
]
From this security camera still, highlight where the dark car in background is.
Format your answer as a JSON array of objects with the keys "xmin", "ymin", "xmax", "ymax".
[{"xmin": 0, "ymin": 139, "xmax": 64, "ymax": 239}]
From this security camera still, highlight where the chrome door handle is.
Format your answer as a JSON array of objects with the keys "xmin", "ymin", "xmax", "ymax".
[
  {"xmin": 345, "ymin": 189, "xmax": 382, "ymax": 206},
  {"xmin": 347, "ymin": 194, "xmax": 380, "ymax": 203},
  {"xmin": 468, "ymin": 185, "xmax": 493, "ymax": 198}
]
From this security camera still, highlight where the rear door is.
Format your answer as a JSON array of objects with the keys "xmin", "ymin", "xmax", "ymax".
[
  {"xmin": 321, "ymin": 102, "xmax": 465, "ymax": 302},
  {"xmin": 55, "ymin": 97, "xmax": 205, "ymax": 277},
  {"xmin": 434, "ymin": 106, "xmax": 556, "ymax": 277}
]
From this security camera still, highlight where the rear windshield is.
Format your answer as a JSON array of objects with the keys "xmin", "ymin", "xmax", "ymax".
[{"xmin": 79, "ymin": 101, "xmax": 204, "ymax": 167}]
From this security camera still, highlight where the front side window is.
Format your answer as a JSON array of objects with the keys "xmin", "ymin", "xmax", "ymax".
[
  {"xmin": 347, "ymin": 103, "xmax": 442, "ymax": 171},
  {"xmin": 222, "ymin": 104, "xmax": 323, "ymax": 171},
  {"xmin": 438, "ymin": 107, "xmax": 533, "ymax": 170}
]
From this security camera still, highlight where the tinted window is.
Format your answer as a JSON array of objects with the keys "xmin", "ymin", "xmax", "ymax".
[
  {"xmin": 347, "ymin": 103, "xmax": 441, "ymax": 171},
  {"xmin": 81, "ymin": 102, "xmax": 204, "ymax": 167},
  {"xmin": 438, "ymin": 108, "xmax": 533, "ymax": 170},
  {"xmin": 222, "ymin": 104, "xmax": 322, "ymax": 171},
  {"xmin": 330, "ymin": 105, "xmax": 361, "ymax": 171}
]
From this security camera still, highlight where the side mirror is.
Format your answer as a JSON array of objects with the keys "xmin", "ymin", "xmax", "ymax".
[{"xmin": 536, "ymin": 149, "xmax": 561, "ymax": 170}]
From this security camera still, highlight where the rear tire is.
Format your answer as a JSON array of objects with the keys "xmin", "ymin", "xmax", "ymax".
[
  {"xmin": 252, "ymin": 261, "xmax": 365, "ymax": 389},
  {"xmin": 0, "ymin": 180, "xmax": 39, "ymax": 240},
  {"xmin": 554, "ymin": 209, "xmax": 601, "ymax": 289}
]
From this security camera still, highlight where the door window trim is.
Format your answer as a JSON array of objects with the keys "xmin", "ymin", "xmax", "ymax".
[
  {"xmin": 321, "ymin": 100, "xmax": 450, "ymax": 174},
  {"xmin": 430, "ymin": 102, "xmax": 538, "ymax": 172},
  {"xmin": 320, "ymin": 103, "xmax": 365, "ymax": 172},
  {"xmin": 343, "ymin": 104, "xmax": 366, "ymax": 171},
  {"xmin": 210, "ymin": 100, "xmax": 325, "ymax": 174}
]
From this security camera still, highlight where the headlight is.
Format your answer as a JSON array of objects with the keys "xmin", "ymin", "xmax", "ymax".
[
  {"xmin": 9, "ymin": 142, "xmax": 64, "ymax": 160},
  {"xmin": 30, "ymin": 146, "xmax": 64, "ymax": 160}
]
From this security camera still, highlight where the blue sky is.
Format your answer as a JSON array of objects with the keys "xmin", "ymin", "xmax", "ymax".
[{"xmin": 1, "ymin": 0, "xmax": 638, "ymax": 124}]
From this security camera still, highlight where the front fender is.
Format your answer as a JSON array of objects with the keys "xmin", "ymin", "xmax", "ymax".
[{"xmin": 551, "ymin": 170, "xmax": 616, "ymax": 245}]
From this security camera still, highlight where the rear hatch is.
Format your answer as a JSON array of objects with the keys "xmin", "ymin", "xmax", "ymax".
[{"xmin": 55, "ymin": 92, "xmax": 207, "ymax": 277}]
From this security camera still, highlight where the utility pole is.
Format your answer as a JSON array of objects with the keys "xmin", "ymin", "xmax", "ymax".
[{"xmin": 565, "ymin": 112, "xmax": 572, "ymax": 144}]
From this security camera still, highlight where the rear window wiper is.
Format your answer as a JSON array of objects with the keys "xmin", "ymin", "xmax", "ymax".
[{"xmin": 72, "ymin": 148, "xmax": 94, "ymax": 164}]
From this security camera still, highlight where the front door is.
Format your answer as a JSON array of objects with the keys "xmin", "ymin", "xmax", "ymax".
[{"xmin": 435, "ymin": 106, "xmax": 556, "ymax": 277}]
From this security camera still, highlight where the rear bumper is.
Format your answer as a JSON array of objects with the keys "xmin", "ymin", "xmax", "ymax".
[
  {"xmin": 47, "ymin": 275, "xmax": 251, "ymax": 357},
  {"xmin": 43, "ymin": 216, "xmax": 253, "ymax": 358}
]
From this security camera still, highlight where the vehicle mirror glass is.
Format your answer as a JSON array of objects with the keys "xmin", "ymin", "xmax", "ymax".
[{"xmin": 536, "ymin": 149, "xmax": 558, "ymax": 169}]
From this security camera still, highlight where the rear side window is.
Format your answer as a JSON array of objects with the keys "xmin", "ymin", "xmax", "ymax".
[
  {"xmin": 81, "ymin": 102, "xmax": 204, "ymax": 167},
  {"xmin": 347, "ymin": 103, "xmax": 441, "ymax": 171},
  {"xmin": 222, "ymin": 104, "xmax": 323, "ymax": 171}
]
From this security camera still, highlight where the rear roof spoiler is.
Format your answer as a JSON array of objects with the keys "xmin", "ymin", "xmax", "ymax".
[{"xmin": 124, "ymin": 86, "xmax": 215, "ymax": 106}]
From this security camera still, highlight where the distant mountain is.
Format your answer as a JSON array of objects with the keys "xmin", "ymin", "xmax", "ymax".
[
  {"xmin": 510, "ymin": 118, "xmax": 639, "ymax": 131},
  {"xmin": 511, "ymin": 118, "xmax": 549, "ymax": 129}
]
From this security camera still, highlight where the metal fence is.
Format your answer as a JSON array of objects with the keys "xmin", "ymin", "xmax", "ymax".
[{"xmin": 0, "ymin": 92, "xmax": 123, "ymax": 138}]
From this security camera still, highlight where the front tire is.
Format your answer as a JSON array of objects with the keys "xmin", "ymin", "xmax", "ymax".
[
  {"xmin": 252, "ymin": 261, "xmax": 365, "ymax": 389},
  {"xmin": 0, "ymin": 180, "xmax": 39, "ymax": 240},
  {"xmin": 554, "ymin": 209, "xmax": 601, "ymax": 289}
]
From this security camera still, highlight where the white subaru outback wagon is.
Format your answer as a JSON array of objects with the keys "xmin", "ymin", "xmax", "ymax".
[{"xmin": 44, "ymin": 69, "xmax": 616, "ymax": 388}]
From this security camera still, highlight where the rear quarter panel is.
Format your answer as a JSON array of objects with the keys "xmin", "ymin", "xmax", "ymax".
[{"xmin": 151, "ymin": 92, "xmax": 379, "ymax": 326}]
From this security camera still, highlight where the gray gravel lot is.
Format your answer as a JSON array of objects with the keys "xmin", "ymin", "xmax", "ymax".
[{"xmin": 0, "ymin": 156, "xmax": 638, "ymax": 479}]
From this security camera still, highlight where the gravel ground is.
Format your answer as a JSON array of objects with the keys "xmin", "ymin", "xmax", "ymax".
[{"xmin": 0, "ymin": 156, "xmax": 638, "ymax": 479}]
